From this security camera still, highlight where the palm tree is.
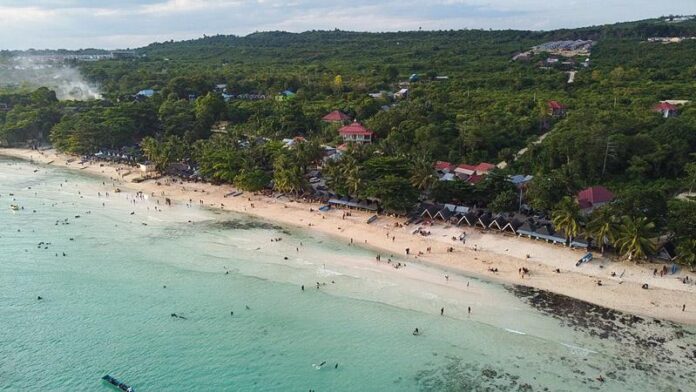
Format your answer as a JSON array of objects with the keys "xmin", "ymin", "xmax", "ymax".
[
  {"xmin": 273, "ymin": 154, "xmax": 306, "ymax": 194},
  {"xmin": 614, "ymin": 215, "xmax": 657, "ymax": 262},
  {"xmin": 341, "ymin": 157, "xmax": 362, "ymax": 196},
  {"xmin": 345, "ymin": 165, "xmax": 361, "ymax": 196},
  {"xmin": 410, "ymin": 158, "xmax": 436, "ymax": 191},
  {"xmin": 676, "ymin": 239, "xmax": 696, "ymax": 269},
  {"xmin": 585, "ymin": 206, "xmax": 619, "ymax": 254},
  {"xmin": 551, "ymin": 196, "xmax": 582, "ymax": 243}
]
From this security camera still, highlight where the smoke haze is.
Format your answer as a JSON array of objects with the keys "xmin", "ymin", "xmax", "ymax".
[{"xmin": 0, "ymin": 56, "xmax": 102, "ymax": 100}]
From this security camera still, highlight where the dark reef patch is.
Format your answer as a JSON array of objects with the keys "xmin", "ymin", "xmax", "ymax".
[{"xmin": 507, "ymin": 285, "xmax": 696, "ymax": 381}]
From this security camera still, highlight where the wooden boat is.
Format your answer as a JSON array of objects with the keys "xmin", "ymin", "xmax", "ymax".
[
  {"xmin": 101, "ymin": 375, "xmax": 134, "ymax": 392},
  {"xmin": 576, "ymin": 252, "xmax": 593, "ymax": 267}
]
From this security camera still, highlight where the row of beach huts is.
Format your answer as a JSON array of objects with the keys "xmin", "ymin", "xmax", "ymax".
[{"xmin": 416, "ymin": 203, "xmax": 589, "ymax": 249}]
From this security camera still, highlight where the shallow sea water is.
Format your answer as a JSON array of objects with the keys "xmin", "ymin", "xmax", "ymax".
[{"xmin": 1, "ymin": 157, "xmax": 694, "ymax": 391}]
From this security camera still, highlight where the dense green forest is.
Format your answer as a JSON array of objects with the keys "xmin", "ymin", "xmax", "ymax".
[{"xmin": 1, "ymin": 16, "xmax": 696, "ymax": 265}]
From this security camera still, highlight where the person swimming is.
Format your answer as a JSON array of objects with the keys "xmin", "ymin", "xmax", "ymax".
[{"xmin": 413, "ymin": 328, "xmax": 420, "ymax": 336}]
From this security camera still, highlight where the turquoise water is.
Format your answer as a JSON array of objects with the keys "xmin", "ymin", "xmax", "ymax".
[{"xmin": 1, "ymin": 157, "xmax": 694, "ymax": 391}]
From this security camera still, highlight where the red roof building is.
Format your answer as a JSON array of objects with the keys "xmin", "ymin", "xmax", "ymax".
[
  {"xmin": 434, "ymin": 161, "xmax": 454, "ymax": 172},
  {"xmin": 338, "ymin": 121, "xmax": 373, "ymax": 144},
  {"xmin": 548, "ymin": 100, "xmax": 567, "ymax": 117},
  {"xmin": 577, "ymin": 186, "xmax": 614, "ymax": 211},
  {"xmin": 454, "ymin": 164, "xmax": 477, "ymax": 176},
  {"xmin": 322, "ymin": 110, "xmax": 352, "ymax": 123},
  {"xmin": 475, "ymin": 162, "xmax": 496, "ymax": 174},
  {"xmin": 652, "ymin": 102, "xmax": 678, "ymax": 118},
  {"xmin": 467, "ymin": 174, "xmax": 485, "ymax": 184}
]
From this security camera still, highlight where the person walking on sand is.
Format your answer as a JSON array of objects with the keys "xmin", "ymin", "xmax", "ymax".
[
  {"xmin": 440, "ymin": 307, "xmax": 444, "ymax": 316},
  {"xmin": 468, "ymin": 306, "xmax": 471, "ymax": 315},
  {"xmin": 683, "ymin": 304, "xmax": 686, "ymax": 312},
  {"xmin": 405, "ymin": 248, "xmax": 410, "ymax": 255}
]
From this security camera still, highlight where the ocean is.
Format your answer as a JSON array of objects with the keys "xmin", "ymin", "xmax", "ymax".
[{"xmin": 1, "ymin": 156, "xmax": 694, "ymax": 391}]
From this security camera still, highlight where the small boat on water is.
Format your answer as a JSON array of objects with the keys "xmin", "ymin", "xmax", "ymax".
[{"xmin": 101, "ymin": 375, "xmax": 135, "ymax": 392}]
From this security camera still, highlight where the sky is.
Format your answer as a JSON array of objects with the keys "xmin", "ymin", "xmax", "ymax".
[{"xmin": 1, "ymin": 0, "xmax": 695, "ymax": 50}]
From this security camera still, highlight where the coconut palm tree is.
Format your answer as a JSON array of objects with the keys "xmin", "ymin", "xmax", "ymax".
[
  {"xmin": 410, "ymin": 158, "xmax": 436, "ymax": 191},
  {"xmin": 551, "ymin": 196, "xmax": 582, "ymax": 243},
  {"xmin": 614, "ymin": 215, "xmax": 657, "ymax": 261},
  {"xmin": 273, "ymin": 153, "xmax": 306, "ymax": 194},
  {"xmin": 341, "ymin": 157, "xmax": 362, "ymax": 197},
  {"xmin": 676, "ymin": 239, "xmax": 696, "ymax": 269},
  {"xmin": 585, "ymin": 206, "xmax": 619, "ymax": 254}
]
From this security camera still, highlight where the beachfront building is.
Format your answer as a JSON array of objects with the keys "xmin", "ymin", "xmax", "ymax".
[
  {"xmin": 322, "ymin": 110, "xmax": 352, "ymax": 124},
  {"xmin": 577, "ymin": 185, "xmax": 614, "ymax": 213},
  {"xmin": 338, "ymin": 121, "xmax": 374, "ymax": 144}
]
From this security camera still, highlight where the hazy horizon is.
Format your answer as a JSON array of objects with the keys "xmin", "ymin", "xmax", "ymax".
[{"xmin": 1, "ymin": 0, "xmax": 695, "ymax": 51}]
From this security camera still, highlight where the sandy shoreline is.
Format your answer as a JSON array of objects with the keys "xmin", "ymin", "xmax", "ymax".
[{"xmin": 2, "ymin": 147, "xmax": 696, "ymax": 325}]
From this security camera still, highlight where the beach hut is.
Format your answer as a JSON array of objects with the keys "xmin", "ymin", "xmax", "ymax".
[
  {"xmin": 420, "ymin": 204, "xmax": 439, "ymax": 219},
  {"xmin": 655, "ymin": 241, "xmax": 678, "ymax": 262},
  {"xmin": 434, "ymin": 204, "xmax": 456, "ymax": 221},
  {"xmin": 476, "ymin": 212, "xmax": 492, "ymax": 229},
  {"xmin": 502, "ymin": 214, "xmax": 526, "ymax": 234},
  {"xmin": 457, "ymin": 209, "xmax": 479, "ymax": 226},
  {"xmin": 450, "ymin": 206, "xmax": 470, "ymax": 224},
  {"xmin": 488, "ymin": 214, "xmax": 509, "ymax": 231},
  {"xmin": 434, "ymin": 207, "xmax": 453, "ymax": 221}
]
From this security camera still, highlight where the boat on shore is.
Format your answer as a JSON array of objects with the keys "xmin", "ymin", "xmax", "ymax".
[
  {"xmin": 101, "ymin": 375, "xmax": 135, "ymax": 392},
  {"xmin": 576, "ymin": 252, "xmax": 593, "ymax": 267}
]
